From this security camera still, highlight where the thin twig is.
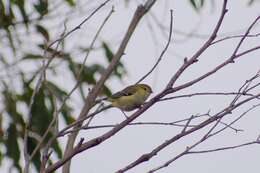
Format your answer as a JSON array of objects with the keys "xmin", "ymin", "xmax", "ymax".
[
  {"xmin": 169, "ymin": 15, "xmax": 260, "ymax": 96},
  {"xmin": 24, "ymin": 2, "xmax": 113, "ymax": 173},
  {"xmin": 23, "ymin": 23, "xmax": 67, "ymax": 173},
  {"xmin": 53, "ymin": 2, "xmax": 158, "ymax": 172},
  {"xmin": 147, "ymin": 117, "xmax": 224, "ymax": 173},
  {"xmin": 60, "ymin": 113, "xmax": 210, "ymax": 135},
  {"xmin": 166, "ymin": 0, "xmax": 228, "ymax": 89},
  {"xmin": 188, "ymin": 141, "xmax": 259, "ymax": 154},
  {"xmin": 181, "ymin": 115, "xmax": 194, "ymax": 133},
  {"xmin": 30, "ymin": 84, "xmax": 59, "ymax": 161},
  {"xmin": 206, "ymin": 114, "xmax": 243, "ymax": 133},
  {"xmin": 30, "ymin": 7, "xmax": 115, "ymax": 169},
  {"xmin": 209, "ymin": 103, "xmax": 260, "ymax": 137},
  {"xmin": 47, "ymin": 0, "xmax": 112, "ymax": 49},
  {"xmin": 232, "ymin": 72, "xmax": 260, "ymax": 104},
  {"xmin": 211, "ymin": 33, "xmax": 260, "ymax": 45},
  {"xmin": 58, "ymin": 105, "xmax": 112, "ymax": 137},
  {"xmin": 159, "ymin": 92, "xmax": 256, "ymax": 102},
  {"xmin": 115, "ymin": 92, "xmax": 260, "ymax": 173},
  {"xmin": 136, "ymin": 9, "xmax": 173, "ymax": 84},
  {"xmin": 148, "ymin": 99, "xmax": 260, "ymax": 173}
]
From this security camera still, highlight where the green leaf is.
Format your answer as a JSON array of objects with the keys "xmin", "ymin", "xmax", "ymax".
[
  {"xmin": 0, "ymin": 151, "xmax": 3, "ymax": 166},
  {"xmin": 102, "ymin": 42, "xmax": 114, "ymax": 62},
  {"xmin": 65, "ymin": 0, "xmax": 76, "ymax": 6},
  {"xmin": 190, "ymin": 0, "xmax": 197, "ymax": 10},
  {"xmin": 60, "ymin": 105, "xmax": 75, "ymax": 125},
  {"xmin": 33, "ymin": 0, "xmax": 48, "ymax": 16},
  {"xmin": 30, "ymin": 88, "xmax": 52, "ymax": 134},
  {"xmin": 25, "ymin": 85, "xmax": 64, "ymax": 170},
  {"xmin": 102, "ymin": 85, "xmax": 112, "ymax": 96},
  {"xmin": 102, "ymin": 42, "xmax": 127, "ymax": 79},
  {"xmin": 35, "ymin": 24, "xmax": 50, "ymax": 41},
  {"xmin": 81, "ymin": 64, "xmax": 107, "ymax": 84},
  {"xmin": 6, "ymin": 28, "xmax": 16, "ymax": 54},
  {"xmin": 0, "ymin": 1, "xmax": 15, "ymax": 28},
  {"xmin": 22, "ymin": 53, "xmax": 43, "ymax": 60},
  {"xmin": 15, "ymin": 0, "xmax": 29, "ymax": 24},
  {"xmin": 45, "ymin": 81, "xmax": 68, "ymax": 101},
  {"xmin": 0, "ymin": 1, "xmax": 4, "ymax": 11},
  {"xmin": 3, "ymin": 88, "xmax": 25, "ymax": 125},
  {"xmin": 189, "ymin": 0, "xmax": 205, "ymax": 11},
  {"xmin": 28, "ymin": 137, "xmax": 41, "ymax": 170},
  {"xmin": 52, "ymin": 140, "xmax": 62, "ymax": 159},
  {"xmin": 6, "ymin": 123, "xmax": 20, "ymax": 164},
  {"xmin": 0, "ymin": 54, "xmax": 8, "ymax": 65}
]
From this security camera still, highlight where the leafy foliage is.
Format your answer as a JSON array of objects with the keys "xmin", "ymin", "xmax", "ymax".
[
  {"xmin": 102, "ymin": 42, "xmax": 127, "ymax": 79},
  {"xmin": 0, "ymin": 0, "xmax": 128, "ymax": 171},
  {"xmin": 189, "ymin": 0, "xmax": 205, "ymax": 11}
]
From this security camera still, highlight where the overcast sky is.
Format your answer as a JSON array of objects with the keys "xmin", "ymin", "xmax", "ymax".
[
  {"xmin": 3, "ymin": 0, "xmax": 260, "ymax": 172},
  {"xmin": 61, "ymin": 1, "xmax": 260, "ymax": 173}
]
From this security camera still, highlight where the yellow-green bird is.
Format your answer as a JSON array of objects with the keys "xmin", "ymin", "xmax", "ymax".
[{"xmin": 107, "ymin": 84, "xmax": 153, "ymax": 116}]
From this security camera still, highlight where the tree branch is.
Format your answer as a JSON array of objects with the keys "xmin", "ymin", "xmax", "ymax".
[
  {"xmin": 166, "ymin": 0, "xmax": 228, "ymax": 89},
  {"xmin": 115, "ymin": 92, "xmax": 260, "ymax": 173},
  {"xmin": 59, "ymin": 1, "xmax": 158, "ymax": 173},
  {"xmin": 136, "ymin": 9, "xmax": 173, "ymax": 84}
]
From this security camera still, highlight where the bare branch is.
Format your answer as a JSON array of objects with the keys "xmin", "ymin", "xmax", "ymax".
[
  {"xmin": 22, "ymin": 1, "xmax": 113, "ymax": 172},
  {"xmin": 188, "ymin": 141, "xmax": 259, "ymax": 154},
  {"xmin": 148, "ymin": 140, "xmax": 259, "ymax": 173},
  {"xmin": 181, "ymin": 115, "xmax": 194, "ymax": 133},
  {"xmin": 30, "ymin": 85, "xmax": 59, "ymax": 161},
  {"xmin": 159, "ymin": 92, "xmax": 257, "ymax": 102},
  {"xmin": 209, "ymin": 103, "xmax": 260, "ymax": 137},
  {"xmin": 231, "ymin": 16, "xmax": 260, "ymax": 58},
  {"xmin": 235, "ymin": 45, "xmax": 260, "ymax": 58},
  {"xmin": 58, "ymin": 105, "xmax": 112, "ymax": 137},
  {"xmin": 23, "ymin": 23, "xmax": 67, "ymax": 173},
  {"xmin": 148, "ymin": 102, "xmax": 260, "ymax": 173},
  {"xmin": 230, "ymin": 71, "xmax": 260, "ymax": 105},
  {"xmin": 170, "ymin": 15, "xmax": 260, "ymax": 96},
  {"xmin": 30, "ymin": 1, "xmax": 260, "ymax": 173},
  {"xmin": 115, "ymin": 92, "xmax": 260, "ymax": 173},
  {"xmin": 52, "ymin": 1, "xmax": 159, "ymax": 173},
  {"xmin": 136, "ymin": 9, "xmax": 173, "ymax": 84},
  {"xmin": 211, "ymin": 33, "xmax": 260, "ymax": 45},
  {"xmin": 47, "ymin": 0, "xmax": 112, "ymax": 48},
  {"xmin": 206, "ymin": 114, "xmax": 243, "ymax": 133},
  {"xmin": 166, "ymin": 0, "xmax": 228, "ymax": 89},
  {"xmin": 60, "ymin": 113, "xmax": 214, "ymax": 135}
]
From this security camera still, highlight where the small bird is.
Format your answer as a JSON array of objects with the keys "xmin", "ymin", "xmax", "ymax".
[{"xmin": 107, "ymin": 84, "xmax": 153, "ymax": 117}]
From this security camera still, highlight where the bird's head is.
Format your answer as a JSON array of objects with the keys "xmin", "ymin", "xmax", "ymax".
[{"xmin": 138, "ymin": 84, "xmax": 153, "ymax": 94}]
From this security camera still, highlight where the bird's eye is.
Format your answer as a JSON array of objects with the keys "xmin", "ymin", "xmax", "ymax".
[{"xmin": 143, "ymin": 87, "xmax": 147, "ymax": 91}]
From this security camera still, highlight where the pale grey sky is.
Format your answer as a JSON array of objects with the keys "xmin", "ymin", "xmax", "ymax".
[
  {"xmin": 3, "ymin": 0, "xmax": 260, "ymax": 172},
  {"xmin": 63, "ymin": 1, "xmax": 260, "ymax": 173}
]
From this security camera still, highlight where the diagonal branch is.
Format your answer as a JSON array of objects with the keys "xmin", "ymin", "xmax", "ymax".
[
  {"xmin": 60, "ymin": 1, "xmax": 158, "ymax": 173},
  {"xmin": 166, "ymin": 0, "xmax": 228, "ymax": 89},
  {"xmin": 136, "ymin": 9, "xmax": 174, "ymax": 84},
  {"xmin": 188, "ymin": 141, "xmax": 259, "ymax": 154},
  {"xmin": 116, "ymin": 92, "xmax": 260, "ymax": 173},
  {"xmin": 145, "ymin": 92, "xmax": 260, "ymax": 173},
  {"xmin": 169, "ymin": 15, "xmax": 260, "ymax": 94}
]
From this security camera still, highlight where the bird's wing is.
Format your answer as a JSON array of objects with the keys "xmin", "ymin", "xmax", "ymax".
[{"xmin": 110, "ymin": 85, "xmax": 136, "ymax": 99}]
